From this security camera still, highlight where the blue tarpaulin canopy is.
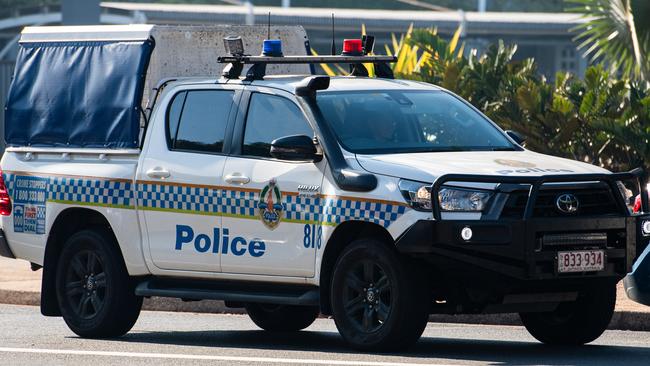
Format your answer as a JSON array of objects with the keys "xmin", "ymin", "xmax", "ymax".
[{"xmin": 5, "ymin": 35, "xmax": 154, "ymax": 148}]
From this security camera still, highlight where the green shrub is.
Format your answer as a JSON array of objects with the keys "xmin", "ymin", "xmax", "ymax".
[{"xmin": 397, "ymin": 28, "xmax": 650, "ymax": 173}]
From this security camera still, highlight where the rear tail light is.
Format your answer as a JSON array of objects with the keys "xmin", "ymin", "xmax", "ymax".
[{"xmin": 0, "ymin": 169, "xmax": 11, "ymax": 216}]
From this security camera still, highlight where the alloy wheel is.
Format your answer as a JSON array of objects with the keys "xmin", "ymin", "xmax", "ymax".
[
  {"xmin": 64, "ymin": 250, "xmax": 107, "ymax": 319},
  {"xmin": 342, "ymin": 260, "xmax": 392, "ymax": 333}
]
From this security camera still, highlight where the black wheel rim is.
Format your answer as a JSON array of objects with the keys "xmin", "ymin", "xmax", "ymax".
[
  {"xmin": 342, "ymin": 259, "xmax": 392, "ymax": 333},
  {"xmin": 64, "ymin": 250, "xmax": 107, "ymax": 320},
  {"xmin": 547, "ymin": 302, "xmax": 577, "ymax": 324}
]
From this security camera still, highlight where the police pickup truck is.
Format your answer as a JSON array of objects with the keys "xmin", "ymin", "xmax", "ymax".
[{"xmin": 1, "ymin": 25, "xmax": 649, "ymax": 352}]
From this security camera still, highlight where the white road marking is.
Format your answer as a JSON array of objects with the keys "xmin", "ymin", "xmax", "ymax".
[{"xmin": 0, "ymin": 346, "xmax": 455, "ymax": 366}]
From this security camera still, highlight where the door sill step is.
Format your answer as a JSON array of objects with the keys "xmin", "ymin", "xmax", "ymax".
[{"xmin": 135, "ymin": 277, "xmax": 319, "ymax": 306}]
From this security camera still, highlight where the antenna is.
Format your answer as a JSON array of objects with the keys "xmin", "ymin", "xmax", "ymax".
[
  {"xmin": 267, "ymin": 12, "xmax": 271, "ymax": 39},
  {"xmin": 330, "ymin": 13, "xmax": 336, "ymax": 55}
]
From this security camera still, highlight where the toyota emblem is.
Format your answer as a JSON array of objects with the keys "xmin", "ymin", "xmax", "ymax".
[{"xmin": 556, "ymin": 193, "xmax": 579, "ymax": 214}]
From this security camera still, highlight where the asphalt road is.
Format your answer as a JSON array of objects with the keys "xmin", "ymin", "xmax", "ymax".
[{"xmin": 1, "ymin": 304, "xmax": 650, "ymax": 366}]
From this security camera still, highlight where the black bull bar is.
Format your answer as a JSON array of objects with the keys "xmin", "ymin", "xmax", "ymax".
[{"xmin": 395, "ymin": 168, "xmax": 650, "ymax": 280}]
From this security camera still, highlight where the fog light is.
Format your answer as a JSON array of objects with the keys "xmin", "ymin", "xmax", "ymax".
[
  {"xmin": 461, "ymin": 226, "xmax": 473, "ymax": 241},
  {"xmin": 642, "ymin": 220, "xmax": 650, "ymax": 236}
]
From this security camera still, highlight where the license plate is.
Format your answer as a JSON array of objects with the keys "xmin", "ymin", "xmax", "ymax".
[{"xmin": 557, "ymin": 250, "xmax": 605, "ymax": 273}]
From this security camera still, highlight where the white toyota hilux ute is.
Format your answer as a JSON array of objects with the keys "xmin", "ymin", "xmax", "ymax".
[{"xmin": 1, "ymin": 26, "xmax": 649, "ymax": 352}]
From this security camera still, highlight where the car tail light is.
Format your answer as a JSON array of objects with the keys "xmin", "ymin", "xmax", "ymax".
[
  {"xmin": 0, "ymin": 169, "xmax": 11, "ymax": 216},
  {"xmin": 342, "ymin": 39, "xmax": 363, "ymax": 56}
]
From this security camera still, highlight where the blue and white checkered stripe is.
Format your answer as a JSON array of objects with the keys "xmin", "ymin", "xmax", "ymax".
[
  {"xmin": 1, "ymin": 173, "xmax": 408, "ymax": 227},
  {"xmin": 284, "ymin": 195, "xmax": 321, "ymax": 223},
  {"xmin": 285, "ymin": 195, "xmax": 406, "ymax": 227},
  {"xmin": 221, "ymin": 189, "xmax": 257, "ymax": 217},
  {"xmin": 136, "ymin": 183, "xmax": 258, "ymax": 217},
  {"xmin": 3, "ymin": 173, "xmax": 133, "ymax": 208},
  {"xmin": 3, "ymin": 172, "xmax": 15, "ymax": 193},
  {"xmin": 49, "ymin": 176, "xmax": 133, "ymax": 207},
  {"xmin": 321, "ymin": 197, "xmax": 406, "ymax": 227},
  {"xmin": 136, "ymin": 182, "xmax": 407, "ymax": 228},
  {"xmin": 137, "ymin": 182, "xmax": 220, "ymax": 212}
]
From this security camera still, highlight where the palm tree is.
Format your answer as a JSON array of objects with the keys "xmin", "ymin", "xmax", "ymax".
[{"xmin": 569, "ymin": 0, "xmax": 649, "ymax": 81}]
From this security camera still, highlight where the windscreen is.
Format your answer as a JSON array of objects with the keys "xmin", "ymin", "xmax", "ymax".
[{"xmin": 315, "ymin": 90, "xmax": 515, "ymax": 154}]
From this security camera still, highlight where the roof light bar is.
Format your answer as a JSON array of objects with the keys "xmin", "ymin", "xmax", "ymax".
[
  {"xmin": 217, "ymin": 55, "xmax": 395, "ymax": 64},
  {"xmin": 218, "ymin": 35, "xmax": 396, "ymax": 80}
]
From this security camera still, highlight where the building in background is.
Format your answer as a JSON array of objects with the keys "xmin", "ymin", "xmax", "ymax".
[
  {"xmin": 0, "ymin": 1, "xmax": 588, "ymax": 144},
  {"xmin": 99, "ymin": 2, "xmax": 588, "ymax": 78}
]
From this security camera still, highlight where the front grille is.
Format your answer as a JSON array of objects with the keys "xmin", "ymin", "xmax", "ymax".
[
  {"xmin": 538, "ymin": 230, "xmax": 626, "ymax": 252},
  {"xmin": 541, "ymin": 232, "xmax": 608, "ymax": 247},
  {"xmin": 500, "ymin": 186, "xmax": 621, "ymax": 219}
]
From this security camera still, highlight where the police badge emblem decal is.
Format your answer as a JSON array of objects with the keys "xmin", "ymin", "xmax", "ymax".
[
  {"xmin": 258, "ymin": 178, "xmax": 284, "ymax": 229},
  {"xmin": 494, "ymin": 159, "xmax": 536, "ymax": 168}
]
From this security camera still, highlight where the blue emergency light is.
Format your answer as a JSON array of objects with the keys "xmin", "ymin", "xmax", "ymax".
[{"xmin": 262, "ymin": 40, "xmax": 283, "ymax": 57}]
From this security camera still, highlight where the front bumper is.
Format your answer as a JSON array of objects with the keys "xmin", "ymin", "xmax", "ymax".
[
  {"xmin": 396, "ymin": 216, "xmax": 642, "ymax": 281},
  {"xmin": 396, "ymin": 169, "xmax": 649, "ymax": 282}
]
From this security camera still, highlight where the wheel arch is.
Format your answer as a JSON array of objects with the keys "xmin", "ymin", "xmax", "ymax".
[
  {"xmin": 41, "ymin": 207, "xmax": 123, "ymax": 316},
  {"xmin": 319, "ymin": 220, "xmax": 393, "ymax": 315}
]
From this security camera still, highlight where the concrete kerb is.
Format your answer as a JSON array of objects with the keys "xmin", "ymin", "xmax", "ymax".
[
  {"xmin": 1, "ymin": 288, "xmax": 649, "ymax": 332},
  {"xmin": 2, "ymin": 257, "xmax": 648, "ymax": 331},
  {"xmin": 0, "ymin": 288, "xmax": 246, "ymax": 314}
]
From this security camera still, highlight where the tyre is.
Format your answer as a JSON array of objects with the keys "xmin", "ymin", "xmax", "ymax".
[
  {"xmin": 245, "ymin": 303, "xmax": 319, "ymax": 331},
  {"xmin": 55, "ymin": 229, "xmax": 142, "ymax": 338},
  {"xmin": 330, "ymin": 239, "xmax": 430, "ymax": 352},
  {"xmin": 519, "ymin": 283, "xmax": 616, "ymax": 345}
]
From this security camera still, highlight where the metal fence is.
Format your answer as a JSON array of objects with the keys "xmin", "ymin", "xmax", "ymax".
[{"xmin": 0, "ymin": 61, "xmax": 15, "ymax": 154}]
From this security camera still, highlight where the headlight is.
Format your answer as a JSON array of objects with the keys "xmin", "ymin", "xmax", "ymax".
[
  {"xmin": 399, "ymin": 180, "xmax": 493, "ymax": 212},
  {"xmin": 398, "ymin": 180, "xmax": 432, "ymax": 211},
  {"xmin": 438, "ymin": 187, "xmax": 492, "ymax": 212}
]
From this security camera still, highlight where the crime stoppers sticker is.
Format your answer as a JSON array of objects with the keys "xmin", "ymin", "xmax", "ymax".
[{"xmin": 13, "ymin": 176, "xmax": 47, "ymax": 234}]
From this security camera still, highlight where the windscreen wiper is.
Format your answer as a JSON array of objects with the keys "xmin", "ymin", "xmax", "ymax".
[{"xmin": 490, "ymin": 147, "xmax": 518, "ymax": 151}]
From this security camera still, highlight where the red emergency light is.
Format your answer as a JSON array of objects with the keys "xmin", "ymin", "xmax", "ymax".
[{"xmin": 342, "ymin": 39, "xmax": 363, "ymax": 56}]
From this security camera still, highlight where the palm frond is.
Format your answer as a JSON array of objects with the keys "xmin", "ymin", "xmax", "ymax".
[
  {"xmin": 311, "ymin": 48, "xmax": 346, "ymax": 76},
  {"xmin": 568, "ymin": 0, "xmax": 647, "ymax": 80}
]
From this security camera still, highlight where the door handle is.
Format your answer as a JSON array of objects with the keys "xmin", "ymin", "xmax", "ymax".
[
  {"xmin": 225, "ymin": 173, "xmax": 250, "ymax": 185},
  {"xmin": 146, "ymin": 167, "xmax": 171, "ymax": 179}
]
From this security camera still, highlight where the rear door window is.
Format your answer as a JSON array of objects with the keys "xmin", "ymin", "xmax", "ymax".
[{"xmin": 167, "ymin": 90, "xmax": 235, "ymax": 154}]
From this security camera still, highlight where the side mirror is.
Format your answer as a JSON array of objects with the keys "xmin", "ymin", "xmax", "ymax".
[
  {"xmin": 506, "ymin": 130, "xmax": 526, "ymax": 145},
  {"xmin": 270, "ymin": 135, "xmax": 322, "ymax": 162}
]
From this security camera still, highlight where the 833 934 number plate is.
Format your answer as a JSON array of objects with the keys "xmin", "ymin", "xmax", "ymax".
[{"xmin": 557, "ymin": 250, "xmax": 605, "ymax": 273}]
